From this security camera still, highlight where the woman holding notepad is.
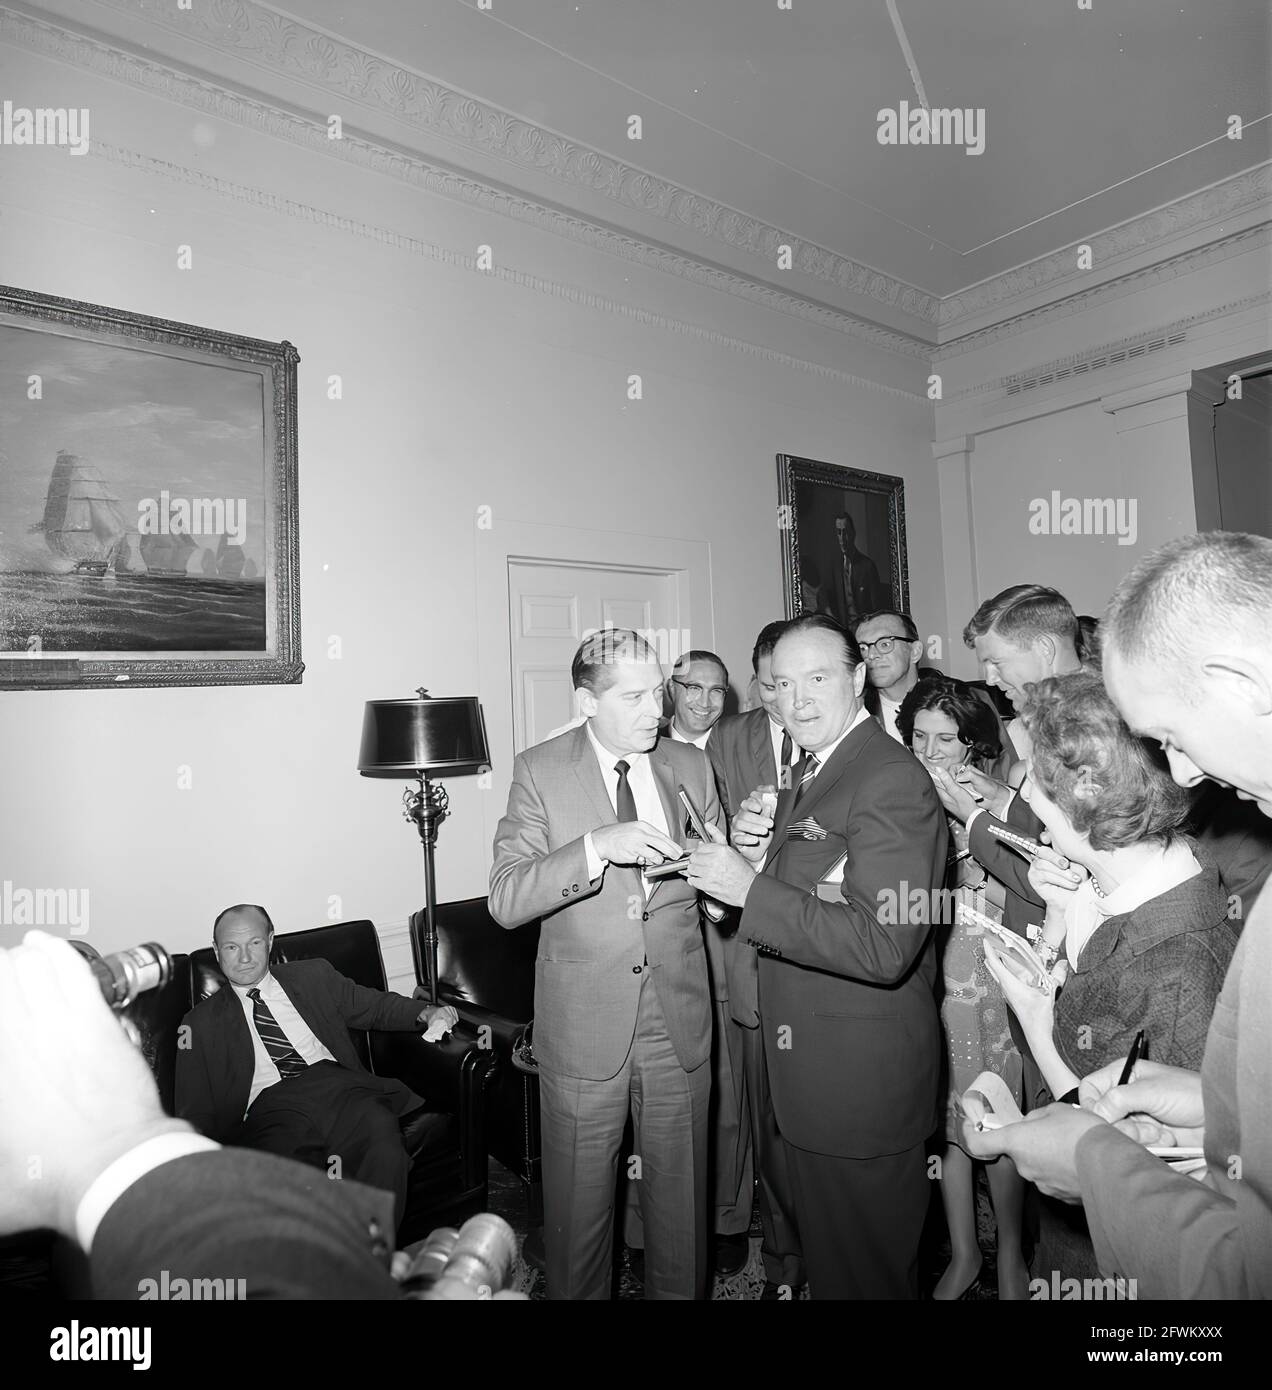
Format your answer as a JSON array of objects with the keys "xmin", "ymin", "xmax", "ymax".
[
  {"xmin": 897, "ymin": 675, "xmax": 1029, "ymax": 1301},
  {"xmin": 985, "ymin": 670, "xmax": 1237, "ymax": 1282}
]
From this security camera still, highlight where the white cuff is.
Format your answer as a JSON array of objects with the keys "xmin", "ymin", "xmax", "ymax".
[
  {"xmin": 583, "ymin": 831, "xmax": 605, "ymax": 883},
  {"xmin": 966, "ymin": 807, "xmax": 986, "ymax": 834},
  {"xmin": 76, "ymin": 1132, "xmax": 220, "ymax": 1253}
]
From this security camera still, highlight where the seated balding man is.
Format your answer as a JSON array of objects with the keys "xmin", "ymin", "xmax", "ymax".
[{"xmin": 175, "ymin": 905, "xmax": 456, "ymax": 1228}]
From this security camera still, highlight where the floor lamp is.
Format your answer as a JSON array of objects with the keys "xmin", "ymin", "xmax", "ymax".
[{"xmin": 358, "ymin": 688, "xmax": 490, "ymax": 1003}]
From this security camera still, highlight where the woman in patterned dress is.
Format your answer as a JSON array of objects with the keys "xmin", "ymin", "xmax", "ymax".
[{"xmin": 897, "ymin": 676, "xmax": 1029, "ymax": 1300}]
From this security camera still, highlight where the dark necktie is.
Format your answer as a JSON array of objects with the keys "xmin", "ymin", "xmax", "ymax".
[
  {"xmin": 248, "ymin": 987, "xmax": 308, "ymax": 1078},
  {"xmin": 779, "ymin": 729, "xmax": 793, "ymax": 790},
  {"xmin": 614, "ymin": 759, "xmax": 639, "ymax": 823}
]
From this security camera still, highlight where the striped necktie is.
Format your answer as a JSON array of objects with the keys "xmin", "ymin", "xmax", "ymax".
[
  {"xmin": 247, "ymin": 987, "xmax": 308, "ymax": 1078},
  {"xmin": 793, "ymin": 751, "xmax": 821, "ymax": 807}
]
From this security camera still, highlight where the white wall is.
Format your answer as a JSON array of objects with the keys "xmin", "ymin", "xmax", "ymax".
[
  {"xmin": 933, "ymin": 234, "xmax": 1272, "ymax": 677},
  {"xmin": 0, "ymin": 41, "xmax": 939, "ymax": 958}
]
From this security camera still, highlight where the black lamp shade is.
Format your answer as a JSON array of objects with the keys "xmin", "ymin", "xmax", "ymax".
[{"xmin": 358, "ymin": 695, "xmax": 490, "ymax": 777}]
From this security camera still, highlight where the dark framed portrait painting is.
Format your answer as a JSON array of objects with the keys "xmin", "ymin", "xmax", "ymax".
[
  {"xmin": 0, "ymin": 285, "xmax": 302, "ymax": 689},
  {"xmin": 777, "ymin": 455, "xmax": 910, "ymax": 629}
]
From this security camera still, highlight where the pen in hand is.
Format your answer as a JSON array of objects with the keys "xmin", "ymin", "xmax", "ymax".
[{"xmin": 1116, "ymin": 1030, "xmax": 1145, "ymax": 1089}]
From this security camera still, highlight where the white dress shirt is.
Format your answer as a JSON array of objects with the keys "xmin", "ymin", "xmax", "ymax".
[
  {"xmin": 582, "ymin": 720, "xmax": 673, "ymax": 885},
  {"xmin": 800, "ymin": 706, "xmax": 873, "ymax": 783},
  {"xmin": 669, "ymin": 721, "xmax": 713, "ymax": 750},
  {"xmin": 232, "ymin": 970, "xmax": 335, "ymax": 1111},
  {"xmin": 877, "ymin": 693, "xmax": 904, "ymax": 743}
]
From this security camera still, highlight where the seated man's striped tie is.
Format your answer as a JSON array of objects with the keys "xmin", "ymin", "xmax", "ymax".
[{"xmin": 247, "ymin": 986, "xmax": 308, "ymax": 1078}]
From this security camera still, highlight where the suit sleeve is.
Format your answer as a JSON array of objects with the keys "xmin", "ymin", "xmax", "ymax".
[
  {"xmin": 741, "ymin": 759, "xmax": 947, "ymax": 984},
  {"xmin": 1076, "ymin": 1125, "xmax": 1270, "ymax": 1299},
  {"xmin": 488, "ymin": 750, "xmax": 602, "ymax": 928},
  {"xmin": 318, "ymin": 958, "xmax": 423, "ymax": 1032},
  {"xmin": 174, "ymin": 1006, "xmax": 224, "ymax": 1141},
  {"xmin": 967, "ymin": 808, "xmax": 1044, "ymax": 912},
  {"xmin": 91, "ymin": 1150, "xmax": 402, "ymax": 1299}
]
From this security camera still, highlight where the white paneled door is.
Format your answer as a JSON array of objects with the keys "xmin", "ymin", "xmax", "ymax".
[{"xmin": 507, "ymin": 561, "xmax": 685, "ymax": 752}]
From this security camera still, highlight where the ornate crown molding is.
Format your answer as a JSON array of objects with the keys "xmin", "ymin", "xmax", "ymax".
[
  {"xmin": 73, "ymin": 0, "xmax": 941, "ymax": 325},
  {"xmin": 939, "ymin": 164, "xmax": 1272, "ymax": 327},
  {"xmin": 934, "ymin": 223, "xmax": 1272, "ymax": 362},
  {"xmin": 5, "ymin": 1, "xmax": 1266, "ymax": 361},
  {"xmin": 86, "ymin": 138, "xmax": 930, "ymax": 403},
  {"xmin": 0, "ymin": 3, "xmax": 932, "ymax": 362}
]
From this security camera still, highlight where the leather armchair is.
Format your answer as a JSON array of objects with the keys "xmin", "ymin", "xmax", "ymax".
[
  {"xmin": 180, "ymin": 919, "xmax": 491, "ymax": 1243},
  {"xmin": 414, "ymin": 898, "xmax": 543, "ymax": 1219}
]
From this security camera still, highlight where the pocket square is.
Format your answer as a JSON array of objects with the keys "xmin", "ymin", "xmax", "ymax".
[{"xmin": 787, "ymin": 816, "xmax": 828, "ymax": 841}]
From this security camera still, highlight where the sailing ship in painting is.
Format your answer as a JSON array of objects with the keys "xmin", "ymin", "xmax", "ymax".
[
  {"xmin": 1, "ymin": 451, "xmax": 266, "ymax": 653},
  {"xmin": 31, "ymin": 451, "xmax": 260, "ymax": 581}
]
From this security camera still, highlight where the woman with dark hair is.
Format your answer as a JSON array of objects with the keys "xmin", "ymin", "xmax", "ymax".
[
  {"xmin": 897, "ymin": 676, "xmax": 1029, "ymax": 1300},
  {"xmin": 988, "ymin": 670, "xmax": 1237, "ymax": 1279}
]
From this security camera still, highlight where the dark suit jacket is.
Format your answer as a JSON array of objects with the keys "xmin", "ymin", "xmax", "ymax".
[
  {"xmin": 828, "ymin": 549, "xmax": 885, "ymax": 628},
  {"xmin": 91, "ymin": 1148, "xmax": 402, "ymax": 1299},
  {"xmin": 176, "ymin": 958, "xmax": 424, "ymax": 1142},
  {"xmin": 709, "ymin": 707, "xmax": 783, "ymax": 1023},
  {"xmin": 739, "ymin": 715, "xmax": 948, "ymax": 1158}
]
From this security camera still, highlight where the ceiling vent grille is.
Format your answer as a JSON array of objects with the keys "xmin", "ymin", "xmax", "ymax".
[{"xmin": 1005, "ymin": 329, "xmax": 1188, "ymax": 396}]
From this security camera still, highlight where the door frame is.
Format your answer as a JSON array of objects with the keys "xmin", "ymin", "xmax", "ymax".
[{"xmin": 474, "ymin": 519, "xmax": 713, "ymax": 871}]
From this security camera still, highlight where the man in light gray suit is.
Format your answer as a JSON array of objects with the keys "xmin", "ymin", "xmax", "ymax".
[{"xmin": 490, "ymin": 628, "xmax": 723, "ymax": 1299}]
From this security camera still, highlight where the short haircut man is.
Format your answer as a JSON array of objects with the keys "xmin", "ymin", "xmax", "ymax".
[
  {"xmin": 855, "ymin": 609, "xmax": 927, "ymax": 743},
  {"xmin": 177, "ymin": 904, "xmax": 448, "ymax": 1230},
  {"xmin": 490, "ymin": 627, "xmax": 723, "ymax": 1299},
  {"xmin": 668, "ymin": 649, "xmax": 730, "ymax": 748},
  {"xmin": 962, "ymin": 583, "xmax": 1082, "ymax": 723},
  {"xmin": 715, "ymin": 607, "xmax": 948, "ymax": 1296}
]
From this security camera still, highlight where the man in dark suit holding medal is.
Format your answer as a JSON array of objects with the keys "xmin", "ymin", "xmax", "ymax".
[{"xmin": 688, "ymin": 613, "xmax": 948, "ymax": 1298}]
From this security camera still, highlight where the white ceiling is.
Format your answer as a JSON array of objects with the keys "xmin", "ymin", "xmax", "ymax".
[{"xmin": 273, "ymin": 0, "xmax": 1271, "ymax": 297}]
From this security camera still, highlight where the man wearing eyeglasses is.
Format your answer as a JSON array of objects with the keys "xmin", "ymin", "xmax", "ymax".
[
  {"xmin": 666, "ymin": 650, "xmax": 730, "ymax": 750},
  {"xmin": 854, "ymin": 611, "xmax": 932, "ymax": 745}
]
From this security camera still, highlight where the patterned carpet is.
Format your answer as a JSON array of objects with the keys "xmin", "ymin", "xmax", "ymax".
[{"xmin": 485, "ymin": 1157, "xmax": 1007, "ymax": 1300}]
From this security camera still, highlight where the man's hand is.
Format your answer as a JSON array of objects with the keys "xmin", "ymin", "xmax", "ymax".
[
  {"xmin": 952, "ymin": 765, "xmax": 1013, "ymax": 819},
  {"xmin": 729, "ymin": 787, "xmax": 776, "ymax": 864},
  {"xmin": 591, "ymin": 821, "xmax": 683, "ymax": 868},
  {"xmin": 415, "ymin": 1002, "xmax": 459, "ymax": 1032},
  {"xmin": 687, "ymin": 822, "xmax": 758, "ymax": 907},
  {"xmin": 926, "ymin": 765, "xmax": 982, "ymax": 824},
  {"xmin": 962, "ymin": 1103, "xmax": 1106, "ymax": 1202},
  {"xmin": 0, "ymin": 932, "xmax": 188, "ymax": 1240},
  {"xmin": 1078, "ymin": 1058, "xmax": 1205, "ymax": 1149}
]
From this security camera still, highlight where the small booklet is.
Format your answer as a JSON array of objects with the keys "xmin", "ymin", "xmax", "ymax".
[{"xmin": 956, "ymin": 901, "xmax": 1056, "ymax": 991}]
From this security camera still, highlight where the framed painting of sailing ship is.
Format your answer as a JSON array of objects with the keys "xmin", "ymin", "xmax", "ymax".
[
  {"xmin": 0, "ymin": 285, "xmax": 302, "ymax": 689},
  {"xmin": 776, "ymin": 455, "xmax": 910, "ymax": 628}
]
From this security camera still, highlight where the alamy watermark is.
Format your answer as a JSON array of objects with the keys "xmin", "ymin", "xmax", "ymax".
[
  {"xmin": 1, "ymin": 101, "xmax": 90, "ymax": 156},
  {"xmin": 1, "ymin": 881, "xmax": 89, "ymax": 934},
  {"xmin": 1028, "ymin": 491, "xmax": 1138, "ymax": 546},
  {"xmin": 1031, "ymin": 1271, "xmax": 1137, "ymax": 1300},
  {"xmin": 876, "ymin": 100, "xmax": 985, "ymax": 156}
]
